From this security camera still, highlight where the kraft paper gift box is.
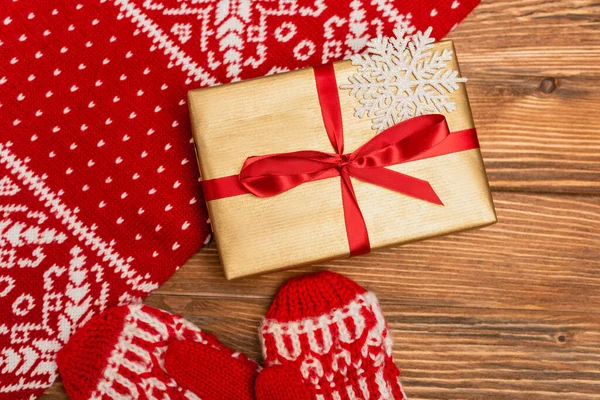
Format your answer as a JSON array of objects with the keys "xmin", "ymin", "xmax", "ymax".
[{"xmin": 188, "ymin": 32, "xmax": 497, "ymax": 279}]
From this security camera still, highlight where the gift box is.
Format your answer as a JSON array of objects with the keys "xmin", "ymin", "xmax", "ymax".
[{"xmin": 188, "ymin": 29, "xmax": 497, "ymax": 279}]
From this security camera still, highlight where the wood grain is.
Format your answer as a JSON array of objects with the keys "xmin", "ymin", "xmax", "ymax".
[
  {"xmin": 42, "ymin": 0, "xmax": 600, "ymax": 399},
  {"xmin": 455, "ymin": 0, "xmax": 600, "ymax": 193}
]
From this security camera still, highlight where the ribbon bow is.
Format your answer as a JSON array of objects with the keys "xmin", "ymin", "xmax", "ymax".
[
  {"xmin": 201, "ymin": 64, "xmax": 480, "ymax": 257},
  {"xmin": 238, "ymin": 64, "xmax": 449, "ymax": 256}
]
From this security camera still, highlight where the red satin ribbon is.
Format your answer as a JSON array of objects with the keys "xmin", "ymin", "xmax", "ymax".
[{"xmin": 202, "ymin": 64, "xmax": 480, "ymax": 256}]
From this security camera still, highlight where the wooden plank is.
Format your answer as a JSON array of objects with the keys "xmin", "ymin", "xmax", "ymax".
[
  {"xmin": 154, "ymin": 191, "xmax": 600, "ymax": 313},
  {"xmin": 447, "ymin": 0, "xmax": 600, "ymax": 193},
  {"xmin": 41, "ymin": 299, "xmax": 600, "ymax": 400}
]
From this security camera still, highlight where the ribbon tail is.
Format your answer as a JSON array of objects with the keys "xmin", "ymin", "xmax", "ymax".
[
  {"xmin": 339, "ymin": 171, "xmax": 371, "ymax": 256},
  {"xmin": 349, "ymin": 166, "xmax": 444, "ymax": 206}
]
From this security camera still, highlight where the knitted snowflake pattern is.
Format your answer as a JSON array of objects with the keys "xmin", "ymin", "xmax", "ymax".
[{"xmin": 341, "ymin": 27, "xmax": 467, "ymax": 132}]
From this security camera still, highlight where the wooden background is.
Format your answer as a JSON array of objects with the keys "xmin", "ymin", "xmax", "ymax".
[{"xmin": 44, "ymin": 0, "xmax": 600, "ymax": 399}]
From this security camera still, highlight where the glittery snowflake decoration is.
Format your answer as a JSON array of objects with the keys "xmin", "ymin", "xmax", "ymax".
[{"xmin": 340, "ymin": 27, "xmax": 467, "ymax": 133}]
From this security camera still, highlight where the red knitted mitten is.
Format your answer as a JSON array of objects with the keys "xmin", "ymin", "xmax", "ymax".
[
  {"xmin": 56, "ymin": 305, "xmax": 258, "ymax": 400},
  {"xmin": 255, "ymin": 364, "xmax": 313, "ymax": 400},
  {"xmin": 165, "ymin": 340, "xmax": 258, "ymax": 399},
  {"xmin": 257, "ymin": 271, "xmax": 406, "ymax": 400}
]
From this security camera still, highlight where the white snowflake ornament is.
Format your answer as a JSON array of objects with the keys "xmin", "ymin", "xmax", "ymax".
[{"xmin": 341, "ymin": 27, "xmax": 467, "ymax": 133}]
